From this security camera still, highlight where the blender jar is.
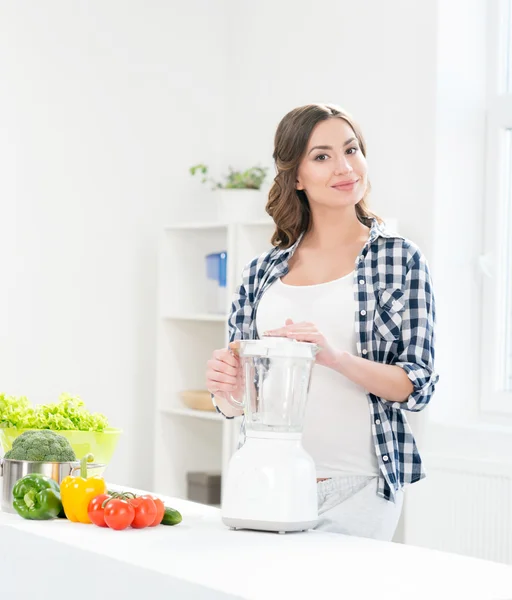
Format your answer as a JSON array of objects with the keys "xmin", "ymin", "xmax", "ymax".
[{"xmin": 229, "ymin": 338, "xmax": 319, "ymax": 433}]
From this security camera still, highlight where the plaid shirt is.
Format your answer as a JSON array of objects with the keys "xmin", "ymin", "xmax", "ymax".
[{"xmin": 214, "ymin": 218, "xmax": 438, "ymax": 502}]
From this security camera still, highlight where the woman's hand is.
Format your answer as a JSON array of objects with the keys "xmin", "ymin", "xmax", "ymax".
[
  {"xmin": 206, "ymin": 344, "xmax": 243, "ymax": 401},
  {"xmin": 263, "ymin": 319, "xmax": 342, "ymax": 369}
]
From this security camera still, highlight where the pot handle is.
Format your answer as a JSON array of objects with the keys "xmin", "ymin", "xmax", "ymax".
[{"xmin": 70, "ymin": 462, "xmax": 106, "ymax": 476}]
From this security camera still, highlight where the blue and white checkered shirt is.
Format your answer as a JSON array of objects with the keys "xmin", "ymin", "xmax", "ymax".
[{"xmin": 214, "ymin": 218, "xmax": 438, "ymax": 502}]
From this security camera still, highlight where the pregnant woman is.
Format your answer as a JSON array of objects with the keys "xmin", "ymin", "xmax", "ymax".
[{"xmin": 206, "ymin": 103, "xmax": 438, "ymax": 541}]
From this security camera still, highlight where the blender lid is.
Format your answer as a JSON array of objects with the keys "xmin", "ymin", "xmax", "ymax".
[{"xmin": 239, "ymin": 337, "xmax": 319, "ymax": 358}]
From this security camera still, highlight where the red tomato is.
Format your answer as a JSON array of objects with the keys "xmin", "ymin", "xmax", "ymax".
[
  {"xmin": 104, "ymin": 498, "xmax": 135, "ymax": 531},
  {"xmin": 149, "ymin": 496, "xmax": 165, "ymax": 527},
  {"xmin": 88, "ymin": 494, "xmax": 111, "ymax": 527},
  {"xmin": 129, "ymin": 495, "xmax": 157, "ymax": 529}
]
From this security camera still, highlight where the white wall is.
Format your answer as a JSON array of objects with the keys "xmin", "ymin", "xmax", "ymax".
[{"xmin": 0, "ymin": 1, "xmax": 227, "ymax": 488}]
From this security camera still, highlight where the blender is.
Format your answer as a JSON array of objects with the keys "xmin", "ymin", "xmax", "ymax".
[{"xmin": 221, "ymin": 337, "xmax": 319, "ymax": 533}]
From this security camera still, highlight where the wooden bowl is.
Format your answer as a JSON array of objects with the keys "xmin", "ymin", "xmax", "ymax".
[{"xmin": 180, "ymin": 390, "xmax": 216, "ymax": 412}]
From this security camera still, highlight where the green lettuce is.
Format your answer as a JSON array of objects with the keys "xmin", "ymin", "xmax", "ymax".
[{"xmin": 0, "ymin": 392, "xmax": 109, "ymax": 432}]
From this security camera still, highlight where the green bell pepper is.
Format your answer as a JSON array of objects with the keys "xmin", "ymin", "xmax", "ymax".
[{"xmin": 12, "ymin": 473, "xmax": 63, "ymax": 520}]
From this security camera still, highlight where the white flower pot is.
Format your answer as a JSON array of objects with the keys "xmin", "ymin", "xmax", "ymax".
[{"xmin": 217, "ymin": 189, "xmax": 268, "ymax": 223}]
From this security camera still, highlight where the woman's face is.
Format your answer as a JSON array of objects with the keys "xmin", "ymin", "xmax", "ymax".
[{"xmin": 296, "ymin": 117, "xmax": 368, "ymax": 210}]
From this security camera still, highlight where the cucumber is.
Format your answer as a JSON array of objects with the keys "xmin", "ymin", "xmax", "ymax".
[{"xmin": 161, "ymin": 506, "xmax": 182, "ymax": 526}]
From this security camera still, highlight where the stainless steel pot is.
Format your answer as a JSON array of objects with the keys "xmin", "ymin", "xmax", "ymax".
[{"xmin": 0, "ymin": 458, "xmax": 105, "ymax": 514}]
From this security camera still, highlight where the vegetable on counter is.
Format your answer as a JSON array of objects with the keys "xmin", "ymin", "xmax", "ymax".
[
  {"xmin": 3, "ymin": 430, "xmax": 77, "ymax": 462},
  {"xmin": 149, "ymin": 496, "xmax": 165, "ymax": 527},
  {"xmin": 129, "ymin": 495, "xmax": 157, "ymax": 529},
  {"xmin": 87, "ymin": 491, "xmax": 181, "ymax": 530},
  {"xmin": 12, "ymin": 473, "xmax": 63, "ymax": 520},
  {"xmin": 87, "ymin": 493, "xmax": 111, "ymax": 527},
  {"xmin": 104, "ymin": 498, "xmax": 135, "ymax": 530},
  {"xmin": 0, "ymin": 392, "xmax": 109, "ymax": 432},
  {"xmin": 60, "ymin": 453, "xmax": 107, "ymax": 523},
  {"xmin": 161, "ymin": 506, "xmax": 183, "ymax": 526},
  {"xmin": 88, "ymin": 493, "xmax": 134, "ymax": 530}
]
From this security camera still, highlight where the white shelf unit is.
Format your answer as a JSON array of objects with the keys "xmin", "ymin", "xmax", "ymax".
[{"xmin": 153, "ymin": 219, "xmax": 275, "ymax": 502}]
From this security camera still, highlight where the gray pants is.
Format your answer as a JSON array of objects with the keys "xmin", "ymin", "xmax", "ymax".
[{"xmin": 315, "ymin": 475, "xmax": 403, "ymax": 541}]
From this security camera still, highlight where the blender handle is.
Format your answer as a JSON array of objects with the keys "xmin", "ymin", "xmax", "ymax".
[
  {"xmin": 226, "ymin": 395, "xmax": 244, "ymax": 409},
  {"xmin": 226, "ymin": 341, "xmax": 244, "ymax": 409}
]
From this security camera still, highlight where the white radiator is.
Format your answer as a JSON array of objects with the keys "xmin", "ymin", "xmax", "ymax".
[{"xmin": 403, "ymin": 454, "xmax": 512, "ymax": 565}]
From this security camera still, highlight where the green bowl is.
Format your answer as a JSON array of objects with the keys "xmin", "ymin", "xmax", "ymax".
[{"xmin": 0, "ymin": 427, "xmax": 122, "ymax": 465}]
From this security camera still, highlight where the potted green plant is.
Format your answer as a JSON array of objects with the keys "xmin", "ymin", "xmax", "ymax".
[{"xmin": 190, "ymin": 164, "xmax": 270, "ymax": 223}]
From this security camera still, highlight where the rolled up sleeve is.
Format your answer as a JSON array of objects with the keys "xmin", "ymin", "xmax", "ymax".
[{"xmin": 388, "ymin": 248, "xmax": 439, "ymax": 412}]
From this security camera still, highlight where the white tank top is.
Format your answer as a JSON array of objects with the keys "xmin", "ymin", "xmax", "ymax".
[{"xmin": 255, "ymin": 273, "xmax": 379, "ymax": 478}]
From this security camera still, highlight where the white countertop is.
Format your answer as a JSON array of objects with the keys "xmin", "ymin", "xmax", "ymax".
[{"xmin": 1, "ymin": 483, "xmax": 512, "ymax": 600}]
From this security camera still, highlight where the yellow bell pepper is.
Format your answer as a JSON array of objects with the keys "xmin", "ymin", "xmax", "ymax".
[{"xmin": 60, "ymin": 453, "xmax": 107, "ymax": 524}]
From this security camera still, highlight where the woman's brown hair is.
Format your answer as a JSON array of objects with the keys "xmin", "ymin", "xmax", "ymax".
[{"xmin": 266, "ymin": 103, "xmax": 381, "ymax": 248}]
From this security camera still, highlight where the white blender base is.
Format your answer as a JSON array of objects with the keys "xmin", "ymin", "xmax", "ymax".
[
  {"xmin": 223, "ymin": 516, "xmax": 318, "ymax": 534},
  {"xmin": 222, "ymin": 431, "xmax": 319, "ymax": 533}
]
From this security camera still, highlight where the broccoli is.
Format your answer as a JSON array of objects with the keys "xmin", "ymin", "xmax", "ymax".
[{"xmin": 4, "ymin": 430, "xmax": 77, "ymax": 462}]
